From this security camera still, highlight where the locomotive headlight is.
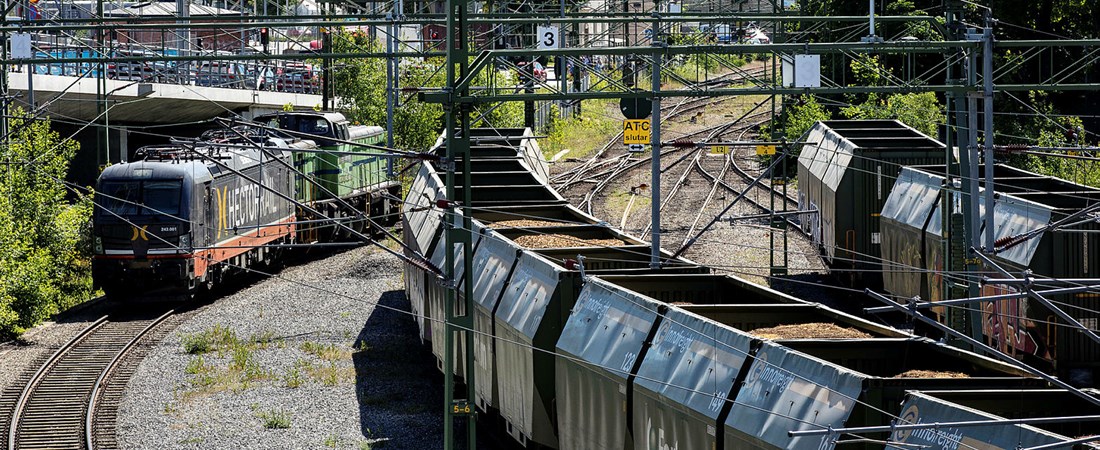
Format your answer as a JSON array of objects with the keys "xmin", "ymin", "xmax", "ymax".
[{"xmin": 93, "ymin": 236, "xmax": 103, "ymax": 254}]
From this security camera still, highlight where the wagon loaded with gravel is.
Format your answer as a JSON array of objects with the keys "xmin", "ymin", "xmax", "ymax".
[{"xmin": 401, "ymin": 127, "xmax": 1081, "ymax": 450}]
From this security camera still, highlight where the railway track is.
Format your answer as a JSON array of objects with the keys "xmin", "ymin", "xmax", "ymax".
[
  {"xmin": 4, "ymin": 308, "xmax": 177, "ymax": 450},
  {"xmin": 552, "ymin": 65, "xmax": 770, "ymax": 191}
]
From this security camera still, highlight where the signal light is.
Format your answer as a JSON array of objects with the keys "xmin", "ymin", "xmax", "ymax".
[{"xmin": 260, "ymin": 27, "xmax": 270, "ymax": 46}]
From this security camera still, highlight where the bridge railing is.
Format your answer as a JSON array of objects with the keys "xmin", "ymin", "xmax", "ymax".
[{"xmin": 10, "ymin": 33, "xmax": 322, "ymax": 95}]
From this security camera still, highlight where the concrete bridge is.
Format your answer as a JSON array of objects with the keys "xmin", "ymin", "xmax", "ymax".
[{"xmin": 7, "ymin": 72, "xmax": 324, "ymax": 123}]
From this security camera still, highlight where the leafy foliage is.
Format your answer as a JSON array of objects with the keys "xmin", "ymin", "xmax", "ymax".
[
  {"xmin": 768, "ymin": 95, "xmax": 832, "ymax": 143},
  {"xmin": 839, "ymin": 56, "xmax": 943, "ymax": 137},
  {"xmin": 329, "ymin": 32, "xmax": 444, "ymax": 153},
  {"xmin": 841, "ymin": 92, "xmax": 943, "ymax": 137},
  {"xmin": 0, "ymin": 110, "xmax": 93, "ymax": 337}
]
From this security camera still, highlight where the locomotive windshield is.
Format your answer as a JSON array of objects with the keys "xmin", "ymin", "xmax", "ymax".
[{"xmin": 97, "ymin": 180, "xmax": 182, "ymax": 217}]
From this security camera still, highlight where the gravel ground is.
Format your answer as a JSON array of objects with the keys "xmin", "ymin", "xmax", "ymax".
[{"xmin": 117, "ymin": 246, "xmax": 473, "ymax": 450}]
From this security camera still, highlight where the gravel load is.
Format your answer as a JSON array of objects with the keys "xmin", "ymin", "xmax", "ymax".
[
  {"xmin": 486, "ymin": 219, "xmax": 568, "ymax": 229},
  {"xmin": 749, "ymin": 323, "xmax": 873, "ymax": 340},
  {"xmin": 513, "ymin": 234, "xmax": 626, "ymax": 249},
  {"xmin": 893, "ymin": 370, "xmax": 970, "ymax": 379},
  {"xmin": 117, "ymin": 246, "xmax": 477, "ymax": 449}
]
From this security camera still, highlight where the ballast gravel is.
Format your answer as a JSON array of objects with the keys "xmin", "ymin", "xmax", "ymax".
[{"xmin": 117, "ymin": 246, "xmax": 473, "ymax": 449}]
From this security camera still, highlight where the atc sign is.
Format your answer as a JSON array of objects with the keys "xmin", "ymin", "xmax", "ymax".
[{"xmin": 623, "ymin": 119, "xmax": 651, "ymax": 144}]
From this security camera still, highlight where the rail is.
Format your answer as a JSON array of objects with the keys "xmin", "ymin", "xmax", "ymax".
[
  {"xmin": 7, "ymin": 309, "xmax": 175, "ymax": 450},
  {"xmin": 7, "ymin": 315, "xmax": 108, "ymax": 450},
  {"xmin": 85, "ymin": 309, "xmax": 175, "ymax": 450}
]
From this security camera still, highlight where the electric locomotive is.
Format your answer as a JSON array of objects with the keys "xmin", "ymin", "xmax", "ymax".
[{"xmin": 91, "ymin": 134, "xmax": 303, "ymax": 297}]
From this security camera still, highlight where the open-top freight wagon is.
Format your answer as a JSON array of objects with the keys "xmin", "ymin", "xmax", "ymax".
[
  {"xmin": 881, "ymin": 164, "xmax": 1100, "ymax": 382},
  {"xmin": 796, "ymin": 120, "xmax": 946, "ymax": 286},
  {"xmin": 400, "ymin": 127, "xmax": 1096, "ymax": 450}
]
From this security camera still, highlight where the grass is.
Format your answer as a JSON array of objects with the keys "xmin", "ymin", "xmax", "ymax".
[
  {"xmin": 179, "ymin": 330, "xmax": 358, "ymax": 400},
  {"xmin": 542, "ymin": 98, "xmax": 622, "ymax": 160},
  {"xmin": 178, "ymin": 325, "xmax": 276, "ymax": 402},
  {"xmin": 283, "ymin": 360, "xmax": 306, "ymax": 388},
  {"xmin": 255, "ymin": 408, "xmax": 291, "ymax": 429},
  {"xmin": 300, "ymin": 341, "xmax": 352, "ymax": 361}
]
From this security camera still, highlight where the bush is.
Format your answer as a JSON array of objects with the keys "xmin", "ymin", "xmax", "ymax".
[{"xmin": 0, "ymin": 110, "xmax": 92, "ymax": 338}]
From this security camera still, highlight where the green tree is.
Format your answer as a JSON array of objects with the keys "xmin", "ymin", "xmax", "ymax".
[
  {"xmin": 841, "ymin": 92, "xmax": 943, "ymax": 137},
  {"xmin": 840, "ymin": 56, "xmax": 944, "ymax": 136},
  {"xmin": 770, "ymin": 94, "xmax": 832, "ymax": 142},
  {"xmin": 329, "ymin": 32, "xmax": 446, "ymax": 152},
  {"xmin": 0, "ymin": 111, "xmax": 94, "ymax": 337}
]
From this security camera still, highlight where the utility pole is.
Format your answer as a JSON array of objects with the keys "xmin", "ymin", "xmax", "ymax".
[
  {"xmin": 982, "ymin": 12, "xmax": 995, "ymax": 251},
  {"xmin": 649, "ymin": 14, "xmax": 661, "ymax": 269},
  {"xmin": 385, "ymin": 1, "xmax": 400, "ymax": 176},
  {"xmin": 96, "ymin": 0, "xmax": 106, "ymax": 166},
  {"xmin": 2, "ymin": 1, "xmax": 8, "ymax": 145},
  {"xmin": 176, "ymin": 0, "xmax": 189, "ymax": 84},
  {"xmin": 964, "ymin": 26, "xmax": 984, "ymax": 342},
  {"xmin": 442, "ymin": 0, "xmax": 476, "ymax": 446}
]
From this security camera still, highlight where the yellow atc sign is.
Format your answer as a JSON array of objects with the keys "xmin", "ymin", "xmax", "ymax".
[{"xmin": 623, "ymin": 119, "xmax": 651, "ymax": 145}]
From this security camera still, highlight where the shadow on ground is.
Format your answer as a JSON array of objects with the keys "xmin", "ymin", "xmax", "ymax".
[{"xmin": 354, "ymin": 290, "xmax": 510, "ymax": 449}]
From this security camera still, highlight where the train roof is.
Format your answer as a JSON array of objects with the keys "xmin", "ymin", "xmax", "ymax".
[
  {"xmin": 798, "ymin": 120, "xmax": 947, "ymax": 192},
  {"xmin": 98, "ymin": 159, "xmax": 213, "ymax": 184},
  {"xmin": 883, "ymin": 164, "xmax": 1100, "ymax": 266},
  {"xmin": 99, "ymin": 136, "xmax": 298, "ymax": 184},
  {"xmin": 254, "ymin": 111, "xmax": 350, "ymax": 124}
]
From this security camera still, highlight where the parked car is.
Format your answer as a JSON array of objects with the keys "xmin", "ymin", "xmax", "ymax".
[
  {"xmin": 106, "ymin": 49, "xmax": 159, "ymax": 82},
  {"xmin": 274, "ymin": 63, "xmax": 320, "ymax": 94},
  {"xmin": 242, "ymin": 63, "xmax": 276, "ymax": 90},
  {"xmin": 195, "ymin": 61, "xmax": 247, "ymax": 88}
]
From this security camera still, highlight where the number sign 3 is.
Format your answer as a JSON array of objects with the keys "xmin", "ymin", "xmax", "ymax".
[{"xmin": 537, "ymin": 25, "xmax": 559, "ymax": 49}]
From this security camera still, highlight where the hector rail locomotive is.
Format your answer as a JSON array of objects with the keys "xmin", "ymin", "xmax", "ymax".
[{"xmin": 91, "ymin": 111, "xmax": 399, "ymax": 297}]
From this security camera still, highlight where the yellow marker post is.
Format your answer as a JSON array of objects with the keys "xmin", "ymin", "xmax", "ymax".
[
  {"xmin": 710, "ymin": 145, "xmax": 730, "ymax": 155},
  {"xmin": 756, "ymin": 145, "xmax": 777, "ymax": 156}
]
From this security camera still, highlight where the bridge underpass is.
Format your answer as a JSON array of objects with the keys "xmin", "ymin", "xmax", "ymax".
[{"xmin": 7, "ymin": 72, "xmax": 324, "ymax": 186}]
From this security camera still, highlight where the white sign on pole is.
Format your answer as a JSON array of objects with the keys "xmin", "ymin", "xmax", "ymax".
[
  {"xmin": 782, "ymin": 54, "xmax": 821, "ymax": 88},
  {"xmin": 537, "ymin": 25, "xmax": 559, "ymax": 49},
  {"xmin": 11, "ymin": 33, "xmax": 32, "ymax": 59},
  {"xmin": 628, "ymin": 144, "xmax": 645, "ymax": 153}
]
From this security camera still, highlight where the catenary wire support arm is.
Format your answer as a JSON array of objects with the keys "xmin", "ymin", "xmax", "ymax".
[
  {"xmin": 865, "ymin": 289, "xmax": 1100, "ymax": 408},
  {"xmin": 969, "ymin": 249, "xmax": 1100, "ymax": 345}
]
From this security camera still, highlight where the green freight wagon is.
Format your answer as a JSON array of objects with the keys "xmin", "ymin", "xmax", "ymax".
[
  {"xmin": 796, "ymin": 120, "xmax": 945, "ymax": 286},
  {"xmin": 254, "ymin": 111, "xmax": 401, "ymax": 241}
]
